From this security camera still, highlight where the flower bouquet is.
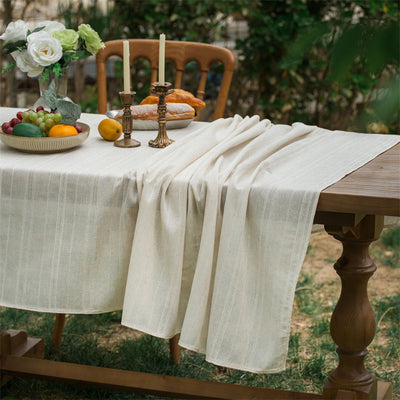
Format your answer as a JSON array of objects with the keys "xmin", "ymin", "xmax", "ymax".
[{"xmin": 0, "ymin": 20, "xmax": 105, "ymax": 130}]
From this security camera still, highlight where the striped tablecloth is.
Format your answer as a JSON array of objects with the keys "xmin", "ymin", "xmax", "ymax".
[{"xmin": 1, "ymin": 108, "xmax": 398, "ymax": 373}]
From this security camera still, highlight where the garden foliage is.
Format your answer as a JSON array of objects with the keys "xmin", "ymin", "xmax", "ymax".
[
  {"xmin": 234, "ymin": 0, "xmax": 399, "ymax": 132},
  {"xmin": 2, "ymin": 0, "xmax": 399, "ymax": 132}
]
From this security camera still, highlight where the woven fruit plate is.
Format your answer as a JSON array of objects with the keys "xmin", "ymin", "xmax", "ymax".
[{"xmin": 0, "ymin": 122, "xmax": 90, "ymax": 153}]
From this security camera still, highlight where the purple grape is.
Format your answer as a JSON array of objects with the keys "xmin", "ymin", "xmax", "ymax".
[{"xmin": 10, "ymin": 118, "xmax": 20, "ymax": 127}]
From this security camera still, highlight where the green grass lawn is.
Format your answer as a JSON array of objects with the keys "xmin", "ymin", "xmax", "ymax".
[{"xmin": 1, "ymin": 228, "xmax": 399, "ymax": 399}]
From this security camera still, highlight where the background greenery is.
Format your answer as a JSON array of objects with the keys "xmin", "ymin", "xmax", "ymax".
[{"xmin": 1, "ymin": 0, "xmax": 399, "ymax": 133}]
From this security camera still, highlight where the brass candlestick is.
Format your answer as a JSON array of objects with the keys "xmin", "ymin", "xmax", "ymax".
[
  {"xmin": 149, "ymin": 82, "xmax": 174, "ymax": 148},
  {"xmin": 114, "ymin": 91, "xmax": 140, "ymax": 148}
]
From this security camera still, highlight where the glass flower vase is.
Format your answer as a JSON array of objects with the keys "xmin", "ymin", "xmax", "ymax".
[{"xmin": 33, "ymin": 68, "xmax": 69, "ymax": 110}]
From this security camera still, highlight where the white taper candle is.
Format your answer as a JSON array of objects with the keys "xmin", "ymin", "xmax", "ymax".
[
  {"xmin": 123, "ymin": 40, "xmax": 130, "ymax": 92},
  {"xmin": 159, "ymin": 33, "xmax": 165, "ymax": 84}
]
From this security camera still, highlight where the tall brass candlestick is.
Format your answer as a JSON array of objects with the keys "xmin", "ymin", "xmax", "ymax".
[
  {"xmin": 149, "ymin": 82, "xmax": 174, "ymax": 148},
  {"xmin": 114, "ymin": 91, "xmax": 140, "ymax": 148}
]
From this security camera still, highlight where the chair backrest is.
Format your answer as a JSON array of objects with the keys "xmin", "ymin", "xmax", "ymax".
[{"xmin": 96, "ymin": 39, "xmax": 236, "ymax": 120}]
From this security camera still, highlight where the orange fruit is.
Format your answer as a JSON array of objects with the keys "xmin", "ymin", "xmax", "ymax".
[
  {"xmin": 98, "ymin": 118, "xmax": 123, "ymax": 141},
  {"xmin": 48, "ymin": 124, "xmax": 78, "ymax": 137}
]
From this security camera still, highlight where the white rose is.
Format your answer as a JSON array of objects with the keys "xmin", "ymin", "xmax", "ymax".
[
  {"xmin": 27, "ymin": 31, "xmax": 63, "ymax": 67},
  {"xmin": 34, "ymin": 20, "xmax": 66, "ymax": 34},
  {"xmin": 11, "ymin": 50, "xmax": 43, "ymax": 77},
  {"xmin": 0, "ymin": 20, "xmax": 28, "ymax": 45}
]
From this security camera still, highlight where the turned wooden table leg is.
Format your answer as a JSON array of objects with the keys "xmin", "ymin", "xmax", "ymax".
[
  {"xmin": 323, "ymin": 215, "xmax": 385, "ymax": 400},
  {"xmin": 51, "ymin": 313, "xmax": 66, "ymax": 349},
  {"xmin": 169, "ymin": 334, "xmax": 180, "ymax": 364}
]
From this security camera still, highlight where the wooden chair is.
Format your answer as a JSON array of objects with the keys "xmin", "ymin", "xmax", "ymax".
[
  {"xmin": 51, "ymin": 39, "xmax": 235, "ymax": 362},
  {"xmin": 96, "ymin": 39, "xmax": 236, "ymax": 120}
]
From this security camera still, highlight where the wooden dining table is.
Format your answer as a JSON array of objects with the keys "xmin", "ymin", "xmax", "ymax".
[{"xmin": 0, "ymin": 108, "xmax": 399, "ymax": 399}]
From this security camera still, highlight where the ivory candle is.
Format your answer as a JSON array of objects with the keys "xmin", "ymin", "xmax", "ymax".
[
  {"xmin": 123, "ymin": 40, "xmax": 130, "ymax": 92},
  {"xmin": 158, "ymin": 33, "xmax": 165, "ymax": 84}
]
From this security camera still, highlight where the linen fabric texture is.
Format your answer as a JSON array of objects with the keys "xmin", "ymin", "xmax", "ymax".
[
  {"xmin": 1, "ymin": 109, "xmax": 399, "ymax": 373},
  {"xmin": 0, "ymin": 111, "xmax": 203, "ymax": 313},
  {"xmin": 120, "ymin": 115, "xmax": 399, "ymax": 373}
]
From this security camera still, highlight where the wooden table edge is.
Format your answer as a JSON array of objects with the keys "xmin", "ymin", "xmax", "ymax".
[{"xmin": 316, "ymin": 142, "xmax": 400, "ymax": 218}]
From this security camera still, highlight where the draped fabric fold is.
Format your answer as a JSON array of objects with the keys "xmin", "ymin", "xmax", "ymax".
[
  {"xmin": 121, "ymin": 115, "xmax": 399, "ymax": 373},
  {"xmin": 1, "ymin": 108, "xmax": 398, "ymax": 373}
]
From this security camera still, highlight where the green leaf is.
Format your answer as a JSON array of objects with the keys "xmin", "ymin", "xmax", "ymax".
[
  {"xmin": 365, "ymin": 22, "xmax": 400, "ymax": 74},
  {"xmin": 371, "ymin": 75, "xmax": 400, "ymax": 123},
  {"xmin": 31, "ymin": 26, "xmax": 45, "ymax": 33},
  {"xmin": 56, "ymin": 99, "xmax": 81, "ymax": 125},
  {"xmin": 42, "ymin": 81, "xmax": 58, "ymax": 110},
  {"xmin": 3, "ymin": 40, "xmax": 27, "ymax": 54},
  {"xmin": 280, "ymin": 22, "xmax": 330, "ymax": 69},
  {"xmin": 75, "ymin": 49, "xmax": 92, "ymax": 60},
  {"xmin": 1, "ymin": 62, "xmax": 15, "ymax": 73},
  {"xmin": 328, "ymin": 24, "xmax": 364, "ymax": 82},
  {"xmin": 47, "ymin": 63, "xmax": 63, "ymax": 77}
]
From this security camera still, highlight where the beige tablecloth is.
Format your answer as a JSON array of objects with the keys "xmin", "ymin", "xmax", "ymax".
[
  {"xmin": 1, "ymin": 108, "xmax": 399, "ymax": 373},
  {"xmin": 0, "ymin": 108, "xmax": 205, "ymax": 313}
]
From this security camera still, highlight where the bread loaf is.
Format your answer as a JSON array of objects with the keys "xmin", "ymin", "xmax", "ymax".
[
  {"xmin": 140, "ymin": 89, "xmax": 206, "ymax": 114},
  {"xmin": 115, "ymin": 103, "xmax": 195, "ymax": 121}
]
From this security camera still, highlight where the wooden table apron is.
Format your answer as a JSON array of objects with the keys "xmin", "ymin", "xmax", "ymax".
[{"xmin": 0, "ymin": 109, "xmax": 399, "ymax": 400}]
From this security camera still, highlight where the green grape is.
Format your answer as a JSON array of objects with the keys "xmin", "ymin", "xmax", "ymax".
[
  {"xmin": 43, "ymin": 113, "xmax": 51, "ymax": 121},
  {"xmin": 22, "ymin": 111, "xmax": 29, "ymax": 120},
  {"xmin": 36, "ymin": 117, "xmax": 43, "ymax": 125},
  {"xmin": 45, "ymin": 119, "xmax": 55, "ymax": 129},
  {"xmin": 53, "ymin": 112, "xmax": 62, "ymax": 123},
  {"xmin": 39, "ymin": 122, "xmax": 46, "ymax": 131},
  {"xmin": 37, "ymin": 110, "xmax": 45, "ymax": 118},
  {"xmin": 28, "ymin": 111, "xmax": 37, "ymax": 121}
]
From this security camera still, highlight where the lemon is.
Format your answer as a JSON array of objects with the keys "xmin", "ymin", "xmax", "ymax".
[{"xmin": 98, "ymin": 118, "xmax": 123, "ymax": 141}]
